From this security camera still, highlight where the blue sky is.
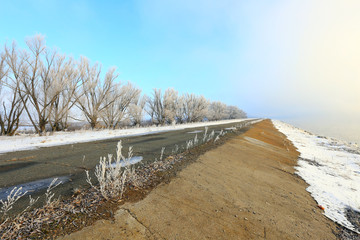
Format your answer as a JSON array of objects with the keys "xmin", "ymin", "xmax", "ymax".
[
  {"xmin": 0, "ymin": 0, "xmax": 255, "ymax": 114},
  {"xmin": 1, "ymin": 0, "xmax": 360, "ymax": 142}
]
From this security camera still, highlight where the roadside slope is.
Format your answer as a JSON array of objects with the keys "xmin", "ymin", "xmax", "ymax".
[{"xmin": 60, "ymin": 120, "xmax": 337, "ymax": 239}]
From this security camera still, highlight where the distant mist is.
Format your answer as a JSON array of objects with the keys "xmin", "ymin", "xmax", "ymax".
[
  {"xmin": 229, "ymin": 0, "xmax": 360, "ymax": 143},
  {"xmin": 285, "ymin": 116, "xmax": 360, "ymax": 145}
]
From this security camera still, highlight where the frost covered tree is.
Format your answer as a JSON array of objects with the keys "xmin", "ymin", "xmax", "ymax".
[
  {"xmin": 0, "ymin": 52, "xmax": 4, "ymax": 89},
  {"xmin": 48, "ymin": 57, "xmax": 82, "ymax": 131},
  {"xmin": 207, "ymin": 101, "xmax": 228, "ymax": 121},
  {"xmin": 146, "ymin": 88, "xmax": 178, "ymax": 125},
  {"xmin": 101, "ymin": 82, "xmax": 141, "ymax": 129},
  {"xmin": 1, "ymin": 34, "xmax": 248, "ymax": 134},
  {"xmin": 181, "ymin": 94, "xmax": 209, "ymax": 123},
  {"xmin": 174, "ymin": 95, "xmax": 185, "ymax": 123},
  {"xmin": 163, "ymin": 88, "xmax": 178, "ymax": 124},
  {"xmin": 4, "ymin": 36, "xmax": 89, "ymax": 134},
  {"xmin": 226, "ymin": 105, "xmax": 247, "ymax": 119},
  {"xmin": 146, "ymin": 88, "xmax": 160, "ymax": 124},
  {"xmin": 0, "ymin": 50, "xmax": 26, "ymax": 136},
  {"xmin": 4, "ymin": 35, "xmax": 80, "ymax": 134},
  {"xmin": 128, "ymin": 95, "xmax": 147, "ymax": 126},
  {"xmin": 20, "ymin": 35, "xmax": 54, "ymax": 134},
  {"xmin": 4, "ymin": 38, "xmax": 49, "ymax": 134},
  {"xmin": 75, "ymin": 57, "xmax": 118, "ymax": 129}
]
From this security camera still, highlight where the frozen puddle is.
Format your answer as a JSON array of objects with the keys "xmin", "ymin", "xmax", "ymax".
[
  {"xmin": 0, "ymin": 176, "xmax": 69, "ymax": 201},
  {"xmin": 224, "ymin": 127, "xmax": 236, "ymax": 131},
  {"xmin": 272, "ymin": 120, "xmax": 360, "ymax": 234},
  {"xmin": 108, "ymin": 156, "xmax": 143, "ymax": 168},
  {"xmin": 187, "ymin": 130, "xmax": 203, "ymax": 134}
]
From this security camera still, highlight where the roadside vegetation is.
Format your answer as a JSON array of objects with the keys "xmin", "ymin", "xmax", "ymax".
[
  {"xmin": 0, "ymin": 34, "xmax": 246, "ymax": 136},
  {"xmin": 0, "ymin": 121, "xmax": 252, "ymax": 239}
]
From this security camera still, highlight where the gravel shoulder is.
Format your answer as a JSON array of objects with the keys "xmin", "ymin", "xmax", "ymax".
[{"xmin": 59, "ymin": 120, "xmax": 338, "ymax": 239}]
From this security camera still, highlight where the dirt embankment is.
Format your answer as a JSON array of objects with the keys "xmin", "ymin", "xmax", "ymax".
[{"xmin": 59, "ymin": 120, "xmax": 338, "ymax": 239}]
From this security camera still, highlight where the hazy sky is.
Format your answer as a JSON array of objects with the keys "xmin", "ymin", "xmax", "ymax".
[{"xmin": 0, "ymin": 0, "xmax": 359, "ymax": 142}]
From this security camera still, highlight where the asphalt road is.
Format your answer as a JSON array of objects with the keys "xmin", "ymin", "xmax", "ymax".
[{"xmin": 0, "ymin": 120, "xmax": 254, "ymax": 212}]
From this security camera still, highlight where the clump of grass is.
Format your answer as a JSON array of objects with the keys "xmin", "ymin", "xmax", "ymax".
[
  {"xmin": 214, "ymin": 129, "xmax": 225, "ymax": 143},
  {"xmin": 0, "ymin": 187, "xmax": 27, "ymax": 217},
  {"xmin": 125, "ymin": 146, "xmax": 143, "ymax": 189},
  {"xmin": 186, "ymin": 139, "xmax": 194, "ymax": 150},
  {"xmin": 86, "ymin": 141, "xmax": 129, "ymax": 200},
  {"xmin": 203, "ymin": 127, "xmax": 208, "ymax": 142},
  {"xmin": 172, "ymin": 144, "xmax": 179, "ymax": 154},
  {"xmin": 20, "ymin": 195, "xmax": 39, "ymax": 214},
  {"xmin": 160, "ymin": 147, "xmax": 165, "ymax": 161},
  {"xmin": 194, "ymin": 133, "xmax": 199, "ymax": 145},
  {"xmin": 45, "ymin": 178, "xmax": 61, "ymax": 207},
  {"xmin": 86, "ymin": 140, "xmax": 144, "ymax": 199},
  {"xmin": 207, "ymin": 130, "xmax": 215, "ymax": 142}
]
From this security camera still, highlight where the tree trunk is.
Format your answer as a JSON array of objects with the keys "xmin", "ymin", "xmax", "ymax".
[
  {"xmin": 90, "ymin": 120, "xmax": 97, "ymax": 129},
  {"xmin": 39, "ymin": 118, "xmax": 47, "ymax": 134}
]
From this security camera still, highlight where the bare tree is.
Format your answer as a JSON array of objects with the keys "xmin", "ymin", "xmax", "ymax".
[
  {"xmin": 175, "ymin": 95, "xmax": 186, "ymax": 123},
  {"xmin": 180, "ymin": 94, "xmax": 209, "ymax": 123},
  {"xmin": 75, "ymin": 57, "xmax": 118, "ymax": 129},
  {"xmin": 1, "ymin": 43, "xmax": 28, "ymax": 136},
  {"xmin": 48, "ymin": 57, "xmax": 82, "ymax": 131},
  {"xmin": 0, "ymin": 51, "xmax": 6, "ymax": 95},
  {"xmin": 2, "ymin": 34, "xmax": 246, "ymax": 136},
  {"xmin": 227, "ymin": 105, "xmax": 247, "ymax": 119},
  {"xmin": 163, "ymin": 88, "xmax": 178, "ymax": 124},
  {"xmin": 4, "ymin": 36, "xmax": 85, "ymax": 134},
  {"xmin": 19, "ymin": 35, "xmax": 48, "ymax": 134},
  {"xmin": 101, "ymin": 82, "xmax": 141, "ymax": 129},
  {"xmin": 127, "ymin": 95, "xmax": 146, "ymax": 126},
  {"xmin": 146, "ymin": 88, "xmax": 178, "ymax": 125},
  {"xmin": 146, "ymin": 88, "xmax": 163, "ymax": 125},
  {"xmin": 4, "ymin": 35, "xmax": 68, "ymax": 134},
  {"xmin": 207, "ymin": 101, "xmax": 228, "ymax": 121},
  {"xmin": 0, "ymin": 52, "xmax": 5, "ymax": 81}
]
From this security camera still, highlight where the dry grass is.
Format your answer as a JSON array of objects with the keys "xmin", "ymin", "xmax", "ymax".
[
  {"xmin": 0, "ymin": 124, "xmax": 249, "ymax": 239},
  {"xmin": 0, "ymin": 148, "xmax": 187, "ymax": 239}
]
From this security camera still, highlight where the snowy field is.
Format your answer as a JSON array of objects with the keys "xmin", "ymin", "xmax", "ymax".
[
  {"xmin": 273, "ymin": 120, "xmax": 360, "ymax": 234},
  {"xmin": 0, "ymin": 119, "xmax": 253, "ymax": 154}
]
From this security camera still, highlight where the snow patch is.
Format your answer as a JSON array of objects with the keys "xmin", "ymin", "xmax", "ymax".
[
  {"xmin": 187, "ymin": 130, "xmax": 203, "ymax": 134},
  {"xmin": 272, "ymin": 120, "xmax": 360, "ymax": 234},
  {"xmin": 0, "ymin": 119, "xmax": 253, "ymax": 154},
  {"xmin": 108, "ymin": 156, "xmax": 143, "ymax": 168}
]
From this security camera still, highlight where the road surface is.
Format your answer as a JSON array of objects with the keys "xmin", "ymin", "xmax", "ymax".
[{"xmin": 0, "ymin": 120, "xmax": 254, "ymax": 212}]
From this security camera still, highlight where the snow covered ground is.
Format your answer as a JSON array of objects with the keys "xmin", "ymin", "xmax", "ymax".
[
  {"xmin": 273, "ymin": 120, "xmax": 360, "ymax": 234},
  {"xmin": 0, "ymin": 119, "xmax": 253, "ymax": 155}
]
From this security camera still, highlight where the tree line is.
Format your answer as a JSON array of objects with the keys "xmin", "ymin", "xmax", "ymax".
[{"xmin": 0, "ymin": 35, "xmax": 246, "ymax": 136}]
